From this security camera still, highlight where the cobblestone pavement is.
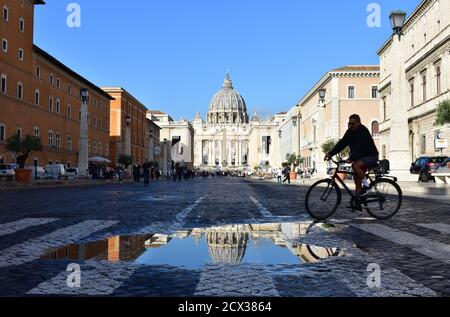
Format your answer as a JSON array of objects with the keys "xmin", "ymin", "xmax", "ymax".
[{"xmin": 0, "ymin": 178, "xmax": 448, "ymax": 297}]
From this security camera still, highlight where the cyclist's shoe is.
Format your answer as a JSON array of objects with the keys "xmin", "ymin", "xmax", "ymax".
[{"xmin": 358, "ymin": 185, "xmax": 373, "ymax": 197}]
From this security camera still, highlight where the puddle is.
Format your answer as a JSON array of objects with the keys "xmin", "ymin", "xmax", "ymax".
[{"xmin": 41, "ymin": 222, "xmax": 345, "ymax": 268}]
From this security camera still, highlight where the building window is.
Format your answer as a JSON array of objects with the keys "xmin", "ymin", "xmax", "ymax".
[
  {"xmin": 348, "ymin": 86, "xmax": 355, "ymax": 99},
  {"xmin": 17, "ymin": 82, "xmax": 23, "ymax": 100},
  {"xmin": 2, "ymin": 6, "xmax": 8, "ymax": 22},
  {"xmin": 18, "ymin": 48, "xmax": 24, "ymax": 61},
  {"xmin": 16, "ymin": 127, "xmax": 22, "ymax": 139},
  {"xmin": 34, "ymin": 89, "xmax": 40, "ymax": 105},
  {"xmin": 56, "ymin": 78, "xmax": 60, "ymax": 88},
  {"xmin": 50, "ymin": 74, "xmax": 54, "ymax": 85},
  {"xmin": 49, "ymin": 96, "xmax": 53, "ymax": 111},
  {"xmin": 93, "ymin": 117, "xmax": 97, "ymax": 127},
  {"xmin": 1, "ymin": 74, "xmax": 7, "ymax": 94},
  {"xmin": 0, "ymin": 123, "xmax": 5, "ymax": 142},
  {"xmin": 409, "ymin": 80, "xmax": 415, "ymax": 107},
  {"xmin": 436, "ymin": 66, "xmax": 441, "ymax": 95},
  {"xmin": 33, "ymin": 127, "xmax": 40, "ymax": 138},
  {"xmin": 371, "ymin": 121, "xmax": 379, "ymax": 137},
  {"xmin": 382, "ymin": 97, "xmax": 387, "ymax": 121},
  {"xmin": 48, "ymin": 131, "xmax": 53, "ymax": 148},
  {"xmin": 422, "ymin": 74, "xmax": 427, "ymax": 102},
  {"xmin": 93, "ymin": 141, "xmax": 97, "ymax": 154},
  {"xmin": 371, "ymin": 86, "xmax": 379, "ymax": 99},
  {"xmin": 36, "ymin": 66, "xmax": 41, "ymax": 78},
  {"xmin": 55, "ymin": 132, "xmax": 61, "ymax": 149},
  {"xmin": 2, "ymin": 38, "xmax": 8, "ymax": 52},
  {"xmin": 56, "ymin": 98, "xmax": 60, "ymax": 113},
  {"xmin": 98, "ymin": 143, "xmax": 102, "ymax": 155},
  {"xmin": 67, "ymin": 105, "xmax": 72, "ymax": 118},
  {"xmin": 99, "ymin": 101, "xmax": 102, "ymax": 110},
  {"xmin": 98, "ymin": 119, "xmax": 102, "ymax": 129},
  {"xmin": 19, "ymin": 17, "xmax": 25, "ymax": 32},
  {"xmin": 68, "ymin": 84, "xmax": 71, "ymax": 95},
  {"xmin": 67, "ymin": 135, "xmax": 72, "ymax": 151},
  {"xmin": 421, "ymin": 134, "xmax": 426, "ymax": 154}
]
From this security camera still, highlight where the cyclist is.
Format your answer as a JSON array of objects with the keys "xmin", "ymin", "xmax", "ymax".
[{"xmin": 324, "ymin": 114, "xmax": 379, "ymax": 198}]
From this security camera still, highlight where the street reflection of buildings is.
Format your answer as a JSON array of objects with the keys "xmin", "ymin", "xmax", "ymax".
[
  {"xmin": 42, "ymin": 235, "xmax": 151, "ymax": 262},
  {"xmin": 41, "ymin": 222, "xmax": 340, "ymax": 264}
]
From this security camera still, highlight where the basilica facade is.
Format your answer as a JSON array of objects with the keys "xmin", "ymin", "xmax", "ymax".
[{"xmin": 192, "ymin": 73, "xmax": 282, "ymax": 170}]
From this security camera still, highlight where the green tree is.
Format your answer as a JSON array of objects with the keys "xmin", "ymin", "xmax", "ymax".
[
  {"xmin": 286, "ymin": 153, "xmax": 304, "ymax": 167},
  {"xmin": 118, "ymin": 154, "xmax": 132, "ymax": 169},
  {"xmin": 435, "ymin": 100, "xmax": 450, "ymax": 126},
  {"xmin": 321, "ymin": 139, "xmax": 350, "ymax": 160},
  {"xmin": 6, "ymin": 134, "xmax": 43, "ymax": 168}
]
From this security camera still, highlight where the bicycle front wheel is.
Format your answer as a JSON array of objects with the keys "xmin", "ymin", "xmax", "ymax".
[
  {"xmin": 305, "ymin": 179, "xmax": 341, "ymax": 220},
  {"xmin": 366, "ymin": 178, "xmax": 403, "ymax": 220}
]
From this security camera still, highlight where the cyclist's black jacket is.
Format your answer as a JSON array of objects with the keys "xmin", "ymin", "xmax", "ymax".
[{"xmin": 329, "ymin": 125, "xmax": 379, "ymax": 161}]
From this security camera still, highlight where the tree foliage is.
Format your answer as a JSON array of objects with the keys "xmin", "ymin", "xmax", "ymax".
[
  {"xmin": 321, "ymin": 139, "xmax": 350, "ymax": 159},
  {"xmin": 118, "ymin": 154, "xmax": 133, "ymax": 169},
  {"xmin": 6, "ymin": 135, "xmax": 43, "ymax": 168},
  {"xmin": 435, "ymin": 99, "xmax": 450, "ymax": 126}
]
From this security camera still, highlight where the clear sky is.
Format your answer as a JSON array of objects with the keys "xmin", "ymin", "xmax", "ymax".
[{"xmin": 34, "ymin": 0, "xmax": 421, "ymax": 121}]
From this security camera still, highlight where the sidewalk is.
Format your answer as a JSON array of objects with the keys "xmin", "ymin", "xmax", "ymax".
[
  {"xmin": 264, "ymin": 177, "xmax": 450, "ymax": 201},
  {"xmin": 0, "ymin": 178, "xmax": 133, "ymax": 191}
]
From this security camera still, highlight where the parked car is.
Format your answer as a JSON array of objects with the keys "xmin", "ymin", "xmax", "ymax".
[
  {"xmin": 45, "ymin": 164, "xmax": 68, "ymax": 179},
  {"xmin": 410, "ymin": 156, "xmax": 448, "ymax": 182},
  {"xmin": 25, "ymin": 166, "xmax": 46, "ymax": 180},
  {"xmin": 66, "ymin": 168, "xmax": 79, "ymax": 179},
  {"xmin": 0, "ymin": 164, "xmax": 16, "ymax": 181},
  {"xmin": 436, "ymin": 158, "xmax": 450, "ymax": 173}
]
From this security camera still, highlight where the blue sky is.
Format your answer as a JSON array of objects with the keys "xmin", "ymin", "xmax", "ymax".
[{"xmin": 34, "ymin": 0, "xmax": 420, "ymax": 120}]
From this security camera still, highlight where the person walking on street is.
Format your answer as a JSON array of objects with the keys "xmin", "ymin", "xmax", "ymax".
[
  {"xmin": 283, "ymin": 165, "xmax": 291, "ymax": 184},
  {"xmin": 132, "ymin": 161, "xmax": 141, "ymax": 183},
  {"xmin": 143, "ymin": 160, "xmax": 150, "ymax": 186},
  {"xmin": 277, "ymin": 168, "xmax": 283, "ymax": 184}
]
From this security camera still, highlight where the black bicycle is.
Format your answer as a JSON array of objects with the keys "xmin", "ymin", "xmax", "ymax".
[{"xmin": 305, "ymin": 157, "xmax": 403, "ymax": 220}]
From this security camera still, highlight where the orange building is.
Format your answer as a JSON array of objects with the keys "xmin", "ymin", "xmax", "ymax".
[
  {"xmin": 102, "ymin": 87, "xmax": 150, "ymax": 166},
  {"xmin": 0, "ymin": 0, "xmax": 112, "ymax": 167}
]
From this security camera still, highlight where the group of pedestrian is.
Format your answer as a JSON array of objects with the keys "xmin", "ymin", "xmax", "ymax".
[{"xmin": 132, "ymin": 160, "xmax": 161, "ymax": 186}]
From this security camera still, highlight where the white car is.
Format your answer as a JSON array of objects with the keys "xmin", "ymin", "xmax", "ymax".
[
  {"xmin": 66, "ymin": 168, "xmax": 79, "ymax": 179},
  {"xmin": 0, "ymin": 164, "xmax": 16, "ymax": 181},
  {"xmin": 45, "ymin": 164, "xmax": 68, "ymax": 179},
  {"xmin": 25, "ymin": 166, "xmax": 46, "ymax": 180}
]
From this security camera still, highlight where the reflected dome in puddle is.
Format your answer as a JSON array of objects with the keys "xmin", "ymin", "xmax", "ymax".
[{"xmin": 41, "ymin": 222, "xmax": 345, "ymax": 268}]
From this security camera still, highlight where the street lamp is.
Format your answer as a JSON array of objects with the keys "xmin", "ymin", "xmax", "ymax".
[
  {"xmin": 278, "ymin": 130, "xmax": 282, "ymax": 138},
  {"xmin": 318, "ymin": 89, "xmax": 326, "ymax": 103},
  {"xmin": 80, "ymin": 88, "xmax": 89, "ymax": 103},
  {"xmin": 390, "ymin": 10, "xmax": 406, "ymax": 40},
  {"xmin": 292, "ymin": 115, "xmax": 298, "ymax": 127},
  {"xmin": 125, "ymin": 115, "xmax": 132, "ymax": 126}
]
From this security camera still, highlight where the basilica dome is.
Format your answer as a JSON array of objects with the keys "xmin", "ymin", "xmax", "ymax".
[{"xmin": 207, "ymin": 72, "xmax": 249, "ymax": 124}]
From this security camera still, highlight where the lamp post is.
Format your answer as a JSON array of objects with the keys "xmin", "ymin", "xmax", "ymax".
[
  {"xmin": 125, "ymin": 115, "xmax": 132, "ymax": 157},
  {"xmin": 78, "ymin": 88, "xmax": 89, "ymax": 177},
  {"xmin": 291, "ymin": 115, "xmax": 298, "ymax": 128},
  {"xmin": 387, "ymin": 10, "xmax": 414, "ymax": 180}
]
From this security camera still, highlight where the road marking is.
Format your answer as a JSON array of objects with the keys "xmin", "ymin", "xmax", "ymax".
[
  {"xmin": 0, "ymin": 220, "xmax": 118, "ymax": 268},
  {"xmin": 0, "ymin": 218, "xmax": 59, "ymax": 237},
  {"xmin": 417, "ymin": 223, "xmax": 450, "ymax": 235},
  {"xmin": 138, "ymin": 196, "xmax": 206, "ymax": 234},
  {"xmin": 249, "ymin": 196, "xmax": 273, "ymax": 218},
  {"xmin": 352, "ymin": 224, "xmax": 450, "ymax": 264},
  {"xmin": 27, "ymin": 261, "xmax": 139, "ymax": 296}
]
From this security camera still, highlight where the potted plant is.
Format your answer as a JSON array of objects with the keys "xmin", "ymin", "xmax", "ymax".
[
  {"xmin": 287, "ymin": 153, "xmax": 304, "ymax": 180},
  {"xmin": 6, "ymin": 134, "xmax": 43, "ymax": 183},
  {"xmin": 321, "ymin": 140, "xmax": 350, "ymax": 180}
]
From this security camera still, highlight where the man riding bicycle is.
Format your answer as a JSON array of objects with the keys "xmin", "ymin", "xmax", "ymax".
[{"xmin": 324, "ymin": 114, "xmax": 379, "ymax": 197}]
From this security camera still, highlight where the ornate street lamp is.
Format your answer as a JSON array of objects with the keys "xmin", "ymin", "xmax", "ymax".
[
  {"xmin": 318, "ymin": 89, "xmax": 326, "ymax": 103},
  {"xmin": 278, "ymin": 130, "xmax": 282, "ymax": 138},
  {"xmin": 80, "ymin": 88, "xmax": 89, "ymax": 103},
  {"xmin": 292, "ymin": 115, "xmax": 298, "ymax": 127},
  {"xmin": 390, "ymin": 10, "xmax": 407, "ymax": 40},
  {"xmin": 125, "ymin": 115, "xmax": 132, "ymax": 126}
]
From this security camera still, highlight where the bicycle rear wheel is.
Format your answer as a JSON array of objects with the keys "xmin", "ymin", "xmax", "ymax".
[
  {"xmin": 365, "ymin": 178, "xmax": 402, "ymax": 220},
  {"xmin": 305, "ymin": 179, "xmax": 341, "ymax": 220}
]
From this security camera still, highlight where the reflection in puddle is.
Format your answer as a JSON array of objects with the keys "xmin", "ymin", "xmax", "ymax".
[{"xmin": 41, "ymin": 222, "xmax": 344, "ymax": 268}]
